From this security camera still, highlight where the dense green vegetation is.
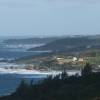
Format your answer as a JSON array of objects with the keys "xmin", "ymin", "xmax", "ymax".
[
  {"xmin": 1, "ymin": 63, "xmax": 100, "ymax": 100},
  {"xmin": 29, "ymin": 36, "xmax": 100, "ymax": 52}
]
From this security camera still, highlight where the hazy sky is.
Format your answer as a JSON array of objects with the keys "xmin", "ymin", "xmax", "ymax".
[{"xmin": 0, "ymin": 0, "xmax": 100, "ymax": 36}]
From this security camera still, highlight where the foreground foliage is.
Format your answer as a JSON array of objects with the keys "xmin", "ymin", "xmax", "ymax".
[{"xmin": 1, "ymin": 63, "xmax": 100, "ymax": 100}]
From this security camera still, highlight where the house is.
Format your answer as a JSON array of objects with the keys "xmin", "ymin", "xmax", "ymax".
[
  {"xmin": 78, "ymin": 58, "xmax": 84, "ymax": 62},
  {"xmin": 56, "ymin": 58, "xmax": 64, "ymax": 60},
  {"xmin": 72, "ymin": 57, "xmax": 78, "ymax": 62},
  {"xmin": 25, "ymin": 64, "xmax": 34, "ymax": 70},
  {"xmin": 56, "ymin": 57, "xmax": 73, "ymax": 64}
]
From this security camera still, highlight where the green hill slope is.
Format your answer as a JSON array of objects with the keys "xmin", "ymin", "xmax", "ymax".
[{"xmin": 29, "ymin": 36, "xmax": 100, "ymax": 52}]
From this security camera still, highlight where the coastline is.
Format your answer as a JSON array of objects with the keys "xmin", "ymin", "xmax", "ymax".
[{"xmin": 0, "ymin": 67, "xmax": 81, "ymax": 76}]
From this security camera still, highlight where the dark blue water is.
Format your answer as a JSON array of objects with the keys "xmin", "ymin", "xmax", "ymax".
[
  {"xmin": 0, "ymin": 73, "xmax": 47, "ymax": 96},
  {"xmin": 0, "ymin": 42, "xmax": 45, "ymax": 96},
  {"xmin": 0, "ymin": 49, "xmax": 40, "ymax": 59},
  {"xmin": 0, "ymin": 76, "xmax": 44, "ymax": 96}
]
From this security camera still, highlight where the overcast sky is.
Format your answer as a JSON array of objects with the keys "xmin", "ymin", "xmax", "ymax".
[{"xmin": 0, "ymin": 0, "xmax": 100, "ymax": 36}]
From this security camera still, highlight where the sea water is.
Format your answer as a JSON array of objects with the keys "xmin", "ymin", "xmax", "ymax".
[{"xmin": 0, "ymin": 40, "xmax": 45, "ymax": 96}]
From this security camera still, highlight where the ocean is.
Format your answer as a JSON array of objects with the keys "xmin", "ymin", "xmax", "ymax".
[
  {"xmin": 0, "ymin": 40, "xmax": 46, "ymax": 96},
  {"xmin": 0, "ymin": 73, "xmax": 47, "ymax": 96}
]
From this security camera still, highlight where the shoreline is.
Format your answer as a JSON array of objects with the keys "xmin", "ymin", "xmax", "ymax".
[{"xmin": 0, "ymin": 67, "xmax": 81, "ymax": 76}]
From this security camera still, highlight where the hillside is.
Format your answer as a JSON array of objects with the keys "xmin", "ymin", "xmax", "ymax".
[
  {"xmin": 29, "ymin": 36, "xmax": 100, "ymax": 52},
  {"xmin": 3, "ymin": 37, "xmax": 58, "ymax": 45}
]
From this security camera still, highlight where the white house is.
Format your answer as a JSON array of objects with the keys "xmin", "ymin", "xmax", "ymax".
[{"xmin": 72, "ymin": 57, "xmax": 78, "ymax": 62}]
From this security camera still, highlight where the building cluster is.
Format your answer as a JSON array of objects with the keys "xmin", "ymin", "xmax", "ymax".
[{"xmin": 55, "ymin": 57, "xmax": 84, "ymax": 65}]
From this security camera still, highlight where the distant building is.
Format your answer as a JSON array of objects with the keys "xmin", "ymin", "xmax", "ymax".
[
  {"xmin": 72, "ymin": 57, "xmax": 78, "ymax": 62},
  {"xmin": 55, "ymin": 56, "xmax": 85, "ymax": 64},
  {"xmin": 56, "ymin": 57, "xmax": 73, "ymax": 64},
  {"xmin": 78, "ymin": 58, "xmax": 84, "ymax": 62},
  {"xmin": 25, "ymin": 64, "xmax": 34, "ymax": 70},
  {"xmin": 56, "ymin": 58, "xmax": 63, "ymax": 60},
  {"xmin": 98, "ymin": 65, "xmax": 100, "ymax": 68}
]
